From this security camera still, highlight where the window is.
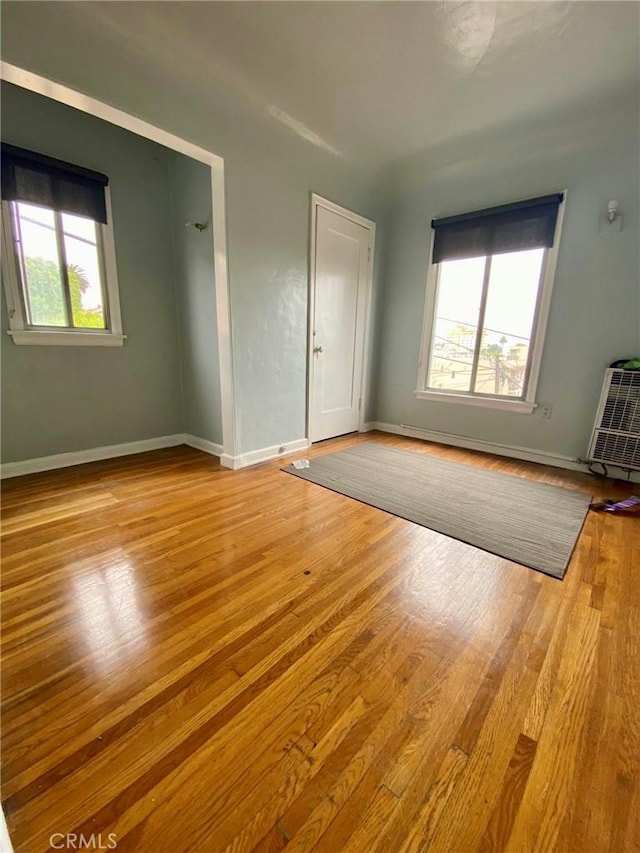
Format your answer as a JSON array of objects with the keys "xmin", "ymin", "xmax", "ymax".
[
  {"xmin": 1, "ymin": 144, "xmax": 124, "ymax": 346},
  {"xmin": 416, "ymin": 193, "xmax": 565, "ymax": 413}
]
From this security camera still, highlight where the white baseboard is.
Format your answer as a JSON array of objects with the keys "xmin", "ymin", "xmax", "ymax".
[
  {"xmin": 4, "ymin": 424, "xmax": 635, "ymax": 484},
  {"xmin": 370, "ymin": 421, "xmax": 640, "ymax": 482},
  {"xmin": 0, "ymin": 434, "xmax": 186, "ymax": 479},
  {"xmin": 222, "ymin": 438, "xmax": 309, "ymax": 470},
  {"xmin": 219, "ymin": 454, "xmax": 240, "ymax": 470},
  {"xmin": 1, "ymin": 807, "xmax": 13, "ymax": 853},
  {"xmin": 183, "ymin": 433, "xmax": 224, "ymax": 458},
  {"xmin": 0, "ymin": 433, "xmax": 308, "ymax": 478}
]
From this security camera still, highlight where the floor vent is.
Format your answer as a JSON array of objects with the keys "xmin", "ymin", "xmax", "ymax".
[{"xmin": 587, "ymin": 368, "xmax": 640, "ymax": 471}]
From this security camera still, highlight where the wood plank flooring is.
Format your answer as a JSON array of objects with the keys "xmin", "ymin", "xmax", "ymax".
[{"xmin": 1, "ymin": 432, "xmax": 638, "ymax": 852}]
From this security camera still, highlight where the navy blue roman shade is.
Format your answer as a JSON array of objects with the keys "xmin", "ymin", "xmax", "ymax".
[
  {"xmin": 1, "ymin": 143, "xmax": 109, "ymax": 224},
  {"xmin": 431, "ymin": 193, "xmax": 563, "ymax": 264}
]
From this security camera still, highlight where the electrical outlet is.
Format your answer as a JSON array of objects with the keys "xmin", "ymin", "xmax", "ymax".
[{"xmin": 541, "ymin": 405, "xmax": 552, "ymax": 420}]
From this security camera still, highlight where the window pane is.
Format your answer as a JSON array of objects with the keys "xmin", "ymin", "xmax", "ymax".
[
  {"xmin": 62, "ymin": 211, "xmax": 97, "ymax": 242},
  {"xmin": 427, "ymin": 256, "xmax": 485, "ymax": 392},
  {"xmin": 17, "ymin": 201, "xmax": 55, "ymax": 227},
  {"xmin": 62, "ymin": 220, "xmax": 106, "ymax": 329},
  {"xmin": 15, "ymin": 202, "xmax": 67, "ymax": 326},
  {"xmin": 473, "ymin": 248, "xmax": 545, "ymax": 397}
]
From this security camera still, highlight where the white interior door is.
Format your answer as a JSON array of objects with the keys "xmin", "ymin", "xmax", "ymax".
[{"xmin": 310, "ymin": 202, "xmax": 373, "ymax": 443}]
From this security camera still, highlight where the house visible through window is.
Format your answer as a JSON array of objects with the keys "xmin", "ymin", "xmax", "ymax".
[
  {"xmin": 417, "ymin": 193, "xmax": 565, "ymax": 413},
  {"xmin": 1, "ymin": 143, "xmax": 124, "ymax": 346}
]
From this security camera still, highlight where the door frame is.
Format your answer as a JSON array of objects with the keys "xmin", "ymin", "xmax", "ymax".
[{"xmin": 307, "ymin": 193, "xmax": 376, "ymax": 443}]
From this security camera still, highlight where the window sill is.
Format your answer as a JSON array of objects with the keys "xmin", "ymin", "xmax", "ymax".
[
  {"xmin": 414, "ymin": 389, "xmax": 536, "ymax": 414},
  {"xmin": 7, "ymin": 330, "xmax": 126, "ymax": 347}
]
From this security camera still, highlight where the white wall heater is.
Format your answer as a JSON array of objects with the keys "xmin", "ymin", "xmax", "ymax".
[{"xmin": 587, "ymin": 368, "xmax": 640, "ymax": 472}]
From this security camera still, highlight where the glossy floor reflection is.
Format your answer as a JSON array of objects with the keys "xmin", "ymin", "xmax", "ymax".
[{"xmin": 1, "ymin": 432, "xmax": 638, "ymax": 852}]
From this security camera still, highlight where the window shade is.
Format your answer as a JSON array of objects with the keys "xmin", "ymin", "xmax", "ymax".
[
  {"xmin": 431, "ymin": 193, "xmax": 563, "ymax": 264},
  {"xmin": 1, "ymin": 144, "xmax": 109, "ymax": 224}
]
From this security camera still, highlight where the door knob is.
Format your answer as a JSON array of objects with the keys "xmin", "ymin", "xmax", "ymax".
[{"xmin": 313, "ymin": 345, "xmax": 324, "ymax": 354}]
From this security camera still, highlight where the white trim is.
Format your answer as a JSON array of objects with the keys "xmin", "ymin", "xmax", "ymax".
[
  {"xmin": 0, "ymin": 434, "xmax": 185, "ymax": 479},
  {"xmin": 416, "ymin": 191, "xmax": 567, "ymax": 412},
  {"xmin": 0, "ymin": 61, "xmax": 236, "ymax": 461},
  {"xmin": 0, "ymin": 808, "xmax": 13, "ymax": 853},
  {"xmin": 220, "ymin": 453, "xmax": 242, "ymax": 471},
  {"xmin": 416, "ymin": 228, "xmax": 439, "ymax": 393},
  {"xmin": 369, "ymin": 420, "xmax": 638, "ymax": 482},
  {"xmin": 3, "ymin": 424, "xmax": 637, "ymax": 482},
  {"xmin": 101, "ymin": 186, "xmax": 123, "ymax": 334},
  {"xmin": 413, "ymin": 390, "xmax": 536, "ymax": 414},
  {"xmin": 219, "ymin": 454, "xmax": 240, "ymax": 470},
  {"xmin": 223, "ymin": 438, "xmax": 310, "ymax": 471},
  {"xmin": 0, "ymin": 432, "xmax": 229, "ymax": 479},
  {"xmin": 183, "ymin": 433, "xmax": 224, "ymax": 458},
  {"xmin": 359, "ymin": 221, "xmax": 376, "ymax": 432},
  {"xmin": 371, "ymin": 421, "xmax": 588, "ymax": 472},
  {"xmin": 307, "ymin": 193, "xmax": 376, "ymax": 441},
  {"xmin": 0, "ymin": 63, "xmax": 222, "ymax": 168},
  {"xmin": 310, "ymin": 194, "xmax": 376, "ymax": 232},
  {"xmin": 526, "ymin": 196, "xmax": 566, "ymax": 402},
  {"xmin": 2, "ymin": 201, "xmax": 25, "ymax": 329},
  {"xmin": 209, "ymin": 163, "xmax": 236, "ymax": 461},
  {"xmin": 307, "ymin": 197, "xmax": 318, "ymax": 442},
  {"xmin": 7, "ymin": 330, "xmax": 126, "ymax": 347}
]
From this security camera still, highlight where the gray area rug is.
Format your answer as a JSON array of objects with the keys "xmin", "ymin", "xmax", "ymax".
[{"xmin": 282, "ymin": 442, "xmax": 591, "ymax": 579}]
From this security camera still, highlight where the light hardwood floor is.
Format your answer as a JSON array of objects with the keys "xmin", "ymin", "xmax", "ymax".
[{"xmin": 1, "ymin": 432, "xmax": 638, "ymax": 852}]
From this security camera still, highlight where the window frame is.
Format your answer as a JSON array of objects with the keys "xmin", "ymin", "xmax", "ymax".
[
  {"xmin": 415, "ymin": 191, "xmax": 566, "ymax": 414},
  {"xmin": 1, "ymin": 188, "xmax": 125, "ymax": 346}
]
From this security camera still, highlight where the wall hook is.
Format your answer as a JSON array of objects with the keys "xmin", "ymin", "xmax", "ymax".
[{"xmin": 185, "ymin": 220, "xmax": 207, "ymax": 232}]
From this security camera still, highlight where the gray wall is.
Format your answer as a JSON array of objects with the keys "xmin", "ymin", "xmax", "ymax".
[
  {"xmin": 0, "ymin": 73, "xmax": 382, "ymax": 463},
  {"xmin": 4, "ymin": 9, "xmax": 635, "ymax": 466},
  {"xmin": 222, "ymin": 133, "xmax": 382, "ymax": 453},
  {"xmin": 168, "ymin": 152, "xmax": 223, "ymax": 446},
  {"xmin": 0, "ymin": 82, "xmax": 185, "ymax": 462},
  {"xmin": 0, "ymin": 11, "xmax": 384, "ymax": 457},
  {"xmin": 374, "ymin": 90, "xmax": 640, "ymax": 460}
]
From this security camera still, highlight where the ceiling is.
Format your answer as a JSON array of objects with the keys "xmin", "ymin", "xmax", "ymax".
[{"xmin": 2, "ymin": 1, "xmax": 638, "ymax": 169}]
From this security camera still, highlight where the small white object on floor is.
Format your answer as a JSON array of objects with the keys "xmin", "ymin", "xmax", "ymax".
[{"xmin": 292, "ymin": 459, "xmax": 310, "ymax": 469}]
